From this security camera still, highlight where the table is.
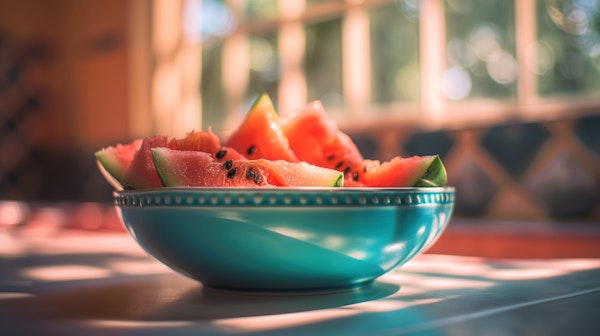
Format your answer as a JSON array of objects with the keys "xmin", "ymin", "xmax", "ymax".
[{"xmin": 1, "ymin": 230, "xmax": 599, "ymax": 335}]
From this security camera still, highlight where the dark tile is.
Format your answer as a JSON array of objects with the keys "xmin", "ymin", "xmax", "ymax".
[
  {"xmin": 448, "ymin": 158, "xmax": 499, "ymax": 217},
  {"xmin": 525, "ymin": 151, "xmax": 600, "ymax": 219},
  {"xmin": 2, "ymin": 160, "xmax": 44, "ymax": 200},
  {"xmin": 480, "ymin": 122, "xmax": 550, "ymax": 180},
  {"xmin": 574, "ymin": 114, "xmax": 600, "ymax": 159},
  {"xmin": 403, "ymin": 130, "xmax": 455, "ymax": 159},
  {"xmin": 37, "ymin": 149, "xmax": 113, "ymax": 202}
]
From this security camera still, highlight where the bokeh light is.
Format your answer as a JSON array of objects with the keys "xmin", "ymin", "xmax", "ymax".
[
  {"xmin": 469, "ymin": 25, "xmax": 501, "ymax": 62},
  {"xmin": 527, "ymin": 41, "xmax": 556, "ymax": 75},
  {"xmin": 486, "ymin": 49, "xmax": 517, "ymax": 84},
  {"xmin": 0, "ymin": 201, "xmax": 29, "ymax": 227},
  {"xmin": 442, "ymin": 66, "xmax": 472, "ymax": 100},
  {"xmin": 184, "ymin": 0, "xmax": 237, "ymax": 44}
]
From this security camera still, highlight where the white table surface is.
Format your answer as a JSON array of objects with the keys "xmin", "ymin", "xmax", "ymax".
[{"xmin": 1, "ymin": 230, "xmax": 599, "ymax": 336}]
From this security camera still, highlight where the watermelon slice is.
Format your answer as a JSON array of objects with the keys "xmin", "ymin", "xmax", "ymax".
[
  {"xmin": 152, "ymin": 147, "xmax": 343, "ymax": 187},
  {"xmin": 225, "ymin": 94, "xmax": 299, "ymax": 162},
  {"xmin": 125, "ymin": 135, "xmax": 170, "ymax": 189},
  {"xmin": 355, "ymin": 155, "xmax": 446, "ymax": 187},
  {"xmin": 281, "ymin": 100, "xmax": 364, "ymax": 176},
  {"xmin": 96, "ymin": 130, "xmax": 245, "ymax": 189},
  {"xmin": 95, "ymin": 139, "xmax": 142, "ymax": 190},
  {"xmin": 281, "ymin": 99, "xmax": 447, "ymax": 188}
]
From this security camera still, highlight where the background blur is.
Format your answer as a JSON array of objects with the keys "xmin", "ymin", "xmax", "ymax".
[{"xmin": 1, "ymin": 0, "xmax": 599, "ymax": 225}]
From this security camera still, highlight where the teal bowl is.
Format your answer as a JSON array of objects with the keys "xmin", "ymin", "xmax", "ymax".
[{"xmin": 115, "ymin": 187, "xmax": 455, "ymax": 292}]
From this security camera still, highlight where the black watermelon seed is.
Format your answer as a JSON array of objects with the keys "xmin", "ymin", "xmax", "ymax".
[
  {"xmin": 247, "ymin": 145, "xmax": 257, "ymax": 156},
  {"xmin": 223, "ymin": 159, "xmax": 233, "ymax": 170},
  {"xmin": 326, "ymin": 154, "xmax": 336, "ymax": 161},
  {"xmin": 344, "ymin": 164, "xmax": 352, "ymax": 175},
  {"xmin": 253, "ymin": 173, "xmax": 263, "ymax": 185},
  {"xmin": 215, "ymin": 149, "xmax": 227, "ymax": 159},
  {"xmin": 245, "ymin": 167, "xmax": 255, "ymax": 180},
  {"xmin": 353, "ymin": 172, "xmax": 359, "ymax": 181},
  {"xmin": 335, "ymin": 161, "xmax": 345, "ymax": 169},
  {"xmin": 227, "ymin": 167, "xmax": 238, "ymax": 178}
]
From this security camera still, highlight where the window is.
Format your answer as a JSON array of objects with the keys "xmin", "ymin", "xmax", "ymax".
[
  {"xmin": 445, "ymin": 0, "xmax": 517, "ymax": 102},
  {"xmin": 165, "ymin": 0, "xmax": 600, "ymax": 135},
  {"xmin": 370, "ymin": 3, "xmax": 420, "ymax": 106},
  {"xmin": 305, "ymin": 17, "xmax": 343, "ymax": 114},
  {"xmin": 536, "ymin": 0, "xmax": 600, "ymax": 97}
]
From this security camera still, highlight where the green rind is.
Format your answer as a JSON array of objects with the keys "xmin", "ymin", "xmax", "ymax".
[
  {"xmin": 291, "ymin": 161, "xmax": 343, "ymax": 187},
  {"xmin": 95, "ymin": 157, "xmax": 124, "ymax": 190},
  {"xmin": 250, "ymin": 93, "xmax": 272, "ymax": 114},
  {"xmin": 152, "ymin": 148, "xmax": 177, "ymax": 187},
  {"xmin": 333, "ymin": 173, "xmax": 344, "ymax": 187},
  {"xmin": 414, "ymin": 155, "xmax": 447, "ymax": 187},
  {"xmin": 95, "ymin": 149, "xmax": 126, "ymax": 185}
]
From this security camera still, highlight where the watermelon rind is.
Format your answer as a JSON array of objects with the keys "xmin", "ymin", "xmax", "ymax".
[
  {"xmin": 95, "ymin": 149, "xmax": 124, "ymax": 182},
  {"xmin": 152, "ymin": 147, "xmax": 178, "ymax": 187},
  {"xmin": 250, "ymin": 92, "xmax": 268, "ymax": 111},
  {"xmin": 95, "ymin": 149, "xmax": 130, "ymax": 190},
  {"xmin": 280, "ymin": 161, "xmax": 344, "ymax": 187},
  {"xmin": 331, "ymin": 173, "xmax": 344, "ymax": 187},
  {"xmin": 414, "ymin": 155, "xmax": 447, "ymax": 187},
  {"xmin": 95, "ymin": 156, "xmax": 125, "ymax": 190}
]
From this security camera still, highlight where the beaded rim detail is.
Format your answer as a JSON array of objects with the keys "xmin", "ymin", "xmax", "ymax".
[{"xmin": 115, "ymin": 187, "xmax": 455, "ymax": 208}]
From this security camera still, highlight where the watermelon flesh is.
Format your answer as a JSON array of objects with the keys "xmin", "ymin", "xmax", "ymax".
[
  {"xmin": 281, "ymin": 100, "xmax": 364, "ymax": 177},
  {"xmin": 125, "ymin": 135, "xmax": 170, "ymax": 189},
  {"xmin": 167, "ymin": 129, "xmax": 242, "ymax": 161},
  {"xmin": 225, "ymin": 94, "xmax": 299, "ymax": 162},
  {"xmin": 168, "ymin": 129, "xmax": 220, "ymax": 152},
  {"xmin": 152, "ymin": 147, "xmax": 343, "ymax": 187}
]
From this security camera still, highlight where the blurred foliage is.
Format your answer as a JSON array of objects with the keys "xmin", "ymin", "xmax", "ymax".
[{"xmin": 537, "ymin": 0, "xmax": 600, "ymax": 96}]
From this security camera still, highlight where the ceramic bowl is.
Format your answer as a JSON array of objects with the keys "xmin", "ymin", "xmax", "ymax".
[{"xmin": 115, "ymin": 187, "xmax": 455, "ymax": 292}]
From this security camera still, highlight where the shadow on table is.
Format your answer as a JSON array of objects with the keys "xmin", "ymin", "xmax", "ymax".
[{"xmin": 3, "ymin": 273, "xmax": 400, "ymax": 321}]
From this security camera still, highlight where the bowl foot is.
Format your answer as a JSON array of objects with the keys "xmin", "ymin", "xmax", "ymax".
[{"xmin": 202, "ymin": 279, "xmax": 377, "ymax": 296}]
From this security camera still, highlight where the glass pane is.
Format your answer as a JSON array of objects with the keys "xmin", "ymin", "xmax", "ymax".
[
  {"xmin": 370, "ymin": 2, "xmax": 421, "ymax": 105},
  {"xmin": 247, "ymin": 33, "xmax": 280, "ymax": 106},
  {"xmin": 185, "ymin": 0, "xmax": 237, "ymax": 44},
  {"xmin": 305, "ymin": 18, "xmax": 344, "ymax": 108},
  {"xmin": 444, "ymin": 0, "xmax": 516, "ymax": 101},
  {"xmin": 536, "ymin": 0, "xmax": 600, "ymax": 97},
  {"xmin": 244, "ymin": 0, "xmax": 278, "ymax": 21},
  {"xmin": 307, "ymin": 0, "xmax": 344, "ymax": 5},
  {"xmin": 200, "ymin": 42, "xmax": 226, "ymax": 133}
]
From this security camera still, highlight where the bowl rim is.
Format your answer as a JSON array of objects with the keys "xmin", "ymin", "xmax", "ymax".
[
  {"xmin": 114, "ymin": 186, "xmax": 455, "ymax": 208},
  {"xmin": 115, "ymin": 186, "xmax": 455, "ymax": 195}
]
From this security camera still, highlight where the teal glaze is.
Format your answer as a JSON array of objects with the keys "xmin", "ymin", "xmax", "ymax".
[{"xmin": 116, "ymin": 187, "xmax": 455, "ymax": 291}]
